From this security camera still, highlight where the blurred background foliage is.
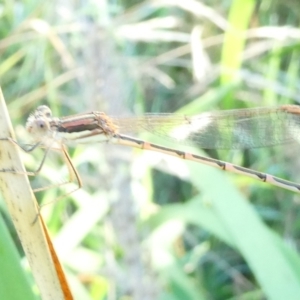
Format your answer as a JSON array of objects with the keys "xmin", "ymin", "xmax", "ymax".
[{"xmin": 1, "ymin": 0, "xmax": 300, "ymax": 299}]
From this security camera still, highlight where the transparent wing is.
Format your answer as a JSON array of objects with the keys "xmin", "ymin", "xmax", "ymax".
[{"xmin": 111, "ymin": 106, "xmax": 300, "ymax": 149}]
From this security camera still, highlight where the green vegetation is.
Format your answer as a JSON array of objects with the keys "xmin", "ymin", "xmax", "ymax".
[{"xmin": 1, "ymin": 0, "xmax": 300, "ymax": 299}]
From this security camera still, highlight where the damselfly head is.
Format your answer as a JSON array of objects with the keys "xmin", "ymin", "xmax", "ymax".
[{"xmin": 26, "ymin": 106, "xmax": 53, "ymax": 142}]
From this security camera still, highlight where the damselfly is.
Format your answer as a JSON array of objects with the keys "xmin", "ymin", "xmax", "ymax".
[{"xmin": 15, "ymin": 104, "xmax": 300, "ymax": 194}]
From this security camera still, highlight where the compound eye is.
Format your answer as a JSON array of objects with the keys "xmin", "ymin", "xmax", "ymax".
[
  {"xmin": 37, "ymin": 120, "xmax": 46, "ymax": 129},
  {"xmin": 44, "ymin": 108, "xmax": 52, "ymax": 118},
  {"xmin": 32, "ymin": 119, "xmax": 50, "ymax": 134},
  {"xmin": 36, "ymin": 105, "xmax": 52, "ymax": 118}
]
